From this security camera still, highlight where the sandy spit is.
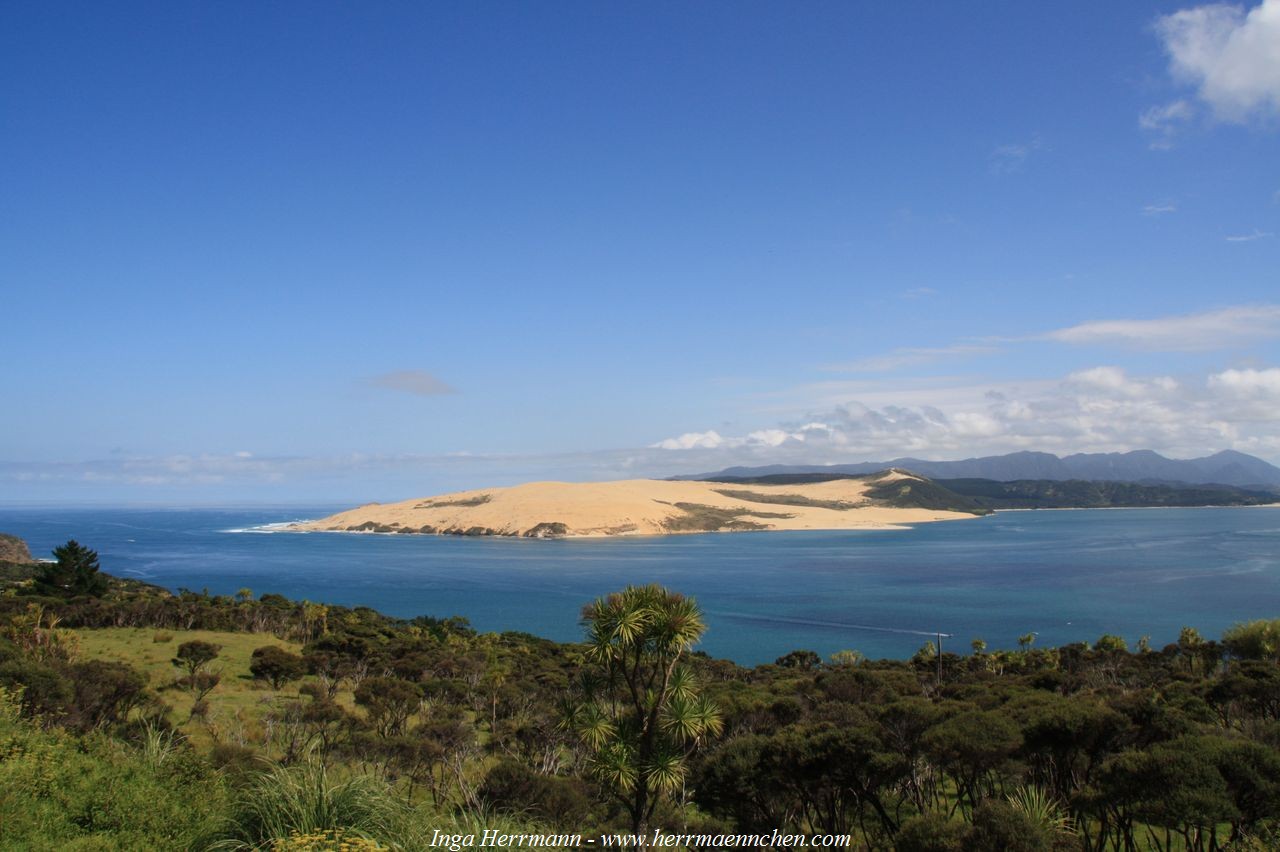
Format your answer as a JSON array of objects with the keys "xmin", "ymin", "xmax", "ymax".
[{"xmin": 288, "ymin": 471, "xmax": 984, "ymax": 539}]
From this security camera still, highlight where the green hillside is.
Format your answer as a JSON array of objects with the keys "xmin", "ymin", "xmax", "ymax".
[
  {"xmin": 940, "ymin": 478, "xmax": 1280, "ymax": 509},
  {"xmin": 1, "ymin": 541, "xmax": 1278, "ymax": 850}
]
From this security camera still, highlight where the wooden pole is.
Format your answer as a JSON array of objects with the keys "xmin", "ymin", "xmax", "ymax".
[{"xmin": 937, "ymin": 631, "xmax": 943, "ymax": 685}]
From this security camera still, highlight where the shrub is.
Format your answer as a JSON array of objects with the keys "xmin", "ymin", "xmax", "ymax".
[
  {"xmin": 0, "ymin": 657, "xmax": 72, "ymax": 719},
  {"xmin": 964, "ymin": 799, "xmax": 1054, "ymax": 852},
  {"xmin": 251, "ymin": 645, "xmax": 308, "ymax": 690},
  {"xmin": 354, "ymin": 676, "xmax": 422, "ymax": 737},
  {"xmin": 895, "ymin": 811, "xmax": 966, "ymax": 852},
  {"xmin": 173, "ymin": 640, "xmax": 222, "ymax": 676},
  {"xmin": 479, "ymin": 759, "xmax": 595, "ymax": 825},
  {"xmin": 211, "ymin": 742, "xmax": 261, "ymax": 777},
  {"xmin": 1223, "ymin": 619, "xmax": 1280, "ymax": 663},
  {"xmin": 68, "ymin": 659, "xmax": 148, "ymax": 730},
  {"xmin": 177, "ymin": 669, "xmax": 222, "ymax": 701},
  {"xmin": 0, "ymin": 686, "xmax": 226, "ymax": 847}
]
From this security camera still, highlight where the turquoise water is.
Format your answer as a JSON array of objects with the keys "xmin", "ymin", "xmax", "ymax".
[{"xmin": 1, "ymin": 506, "xmax": 1278, "ymax": 665}]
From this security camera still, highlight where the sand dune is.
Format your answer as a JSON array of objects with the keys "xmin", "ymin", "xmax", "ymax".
[{"xmin": 290, "ymin": 470, "xmax": 986, "ymax": 538}]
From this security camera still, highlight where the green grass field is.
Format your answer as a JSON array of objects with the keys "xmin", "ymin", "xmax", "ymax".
[{"xmin": 74, "ymin": 627, "xmax": 339, "ymax": 750}]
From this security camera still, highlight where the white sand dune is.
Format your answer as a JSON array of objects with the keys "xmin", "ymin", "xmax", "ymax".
[{"xmin": 290, "ymin": 470, "xmax": 985, "ymax": 538}]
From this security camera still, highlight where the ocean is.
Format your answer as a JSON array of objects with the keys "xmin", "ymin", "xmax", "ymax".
[{"xmin": 1, "ymin": 506, "xmax": 1277, "ymax": 665}]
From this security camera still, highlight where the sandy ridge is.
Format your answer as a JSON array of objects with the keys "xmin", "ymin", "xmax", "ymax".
[{"xmin": 288, "ymin": 471, "xmax": 985, "ymax": 538}]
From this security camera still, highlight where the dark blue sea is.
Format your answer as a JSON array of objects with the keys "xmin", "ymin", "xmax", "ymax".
[{"xmin": 2, "ymin": 506, "xmax": 1278, "ymax": 665}]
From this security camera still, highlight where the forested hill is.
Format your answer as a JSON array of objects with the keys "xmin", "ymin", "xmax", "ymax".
[
  {"xmin": 3, "ymin": 549, "xmax": 1280, "ymax": 850},
  {"xmin": 938, "ymin": 478, "xmax": 1280, "ymax": 509},
  {"xmin": 683, "ymin": 448, "xmax": 1280, "ymax": 488},
  {"xmin": 701, "ymin": 474, "xmax": 1279, "ymax": 510}
]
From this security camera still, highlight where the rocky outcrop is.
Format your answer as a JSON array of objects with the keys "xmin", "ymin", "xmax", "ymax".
[{"xmin": 0, "ymin": 533, "xmax": 33, "ymax": 564}]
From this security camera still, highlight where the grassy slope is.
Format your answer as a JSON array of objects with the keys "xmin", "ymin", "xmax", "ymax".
[{"xmin": 74, "ymin": 627, "xmax": 330, "ymax": 749}]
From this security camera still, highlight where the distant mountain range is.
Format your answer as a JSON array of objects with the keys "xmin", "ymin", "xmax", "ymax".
[{"xmin": 679, "ymin": 449, "xmax": 1280, "ymax": 489}]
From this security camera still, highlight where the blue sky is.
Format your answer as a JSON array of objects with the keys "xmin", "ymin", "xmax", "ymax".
[{"xmin": 2, "ymin": 1, "xmax": 1278, "ymax": 503}]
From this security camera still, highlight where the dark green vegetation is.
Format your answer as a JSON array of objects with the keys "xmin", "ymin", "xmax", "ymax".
[
  {"xmin": 708, "ymin": 471, "xmax": 991, "ymax": 516},
  {"xmin": 712, "ymin": 489, "xmax": 861, "ymax": 511},
  {"xmin": 415, "ymin": 494, "xmax": 493, "ymax": 509},
  {"xmin": 937, "ymin": 479, "xmax": 1280, "ymax": 510},
  {"xmin": 659, "ymin": 502, "xmax": 794, "ymax": 532},
  {"xmin": 31, "ymin": 538, "xmax": 110, "ymax": 597},
  {"xmin": 861, "ymin": 475, "xmax": 991, "ymax": 515},
  {"xmin": 705, "ymin": 471, "xmax": 1279, "ymax": 511},
  {"xmin": 0, "ymin": 540, "xmax": 1278, "ymax": 850},
  {"xmin": 686, "ymin": 449, "xmax": 1280, "ymax": 490},
  {"xmin": 342, "ymin": 518, "xmax": 571, "ymax": 538}
]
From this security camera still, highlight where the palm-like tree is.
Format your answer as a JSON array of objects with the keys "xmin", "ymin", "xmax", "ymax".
[{"xmin": 564, "ymin": 584, "xmax": 722, "ymax": 835}]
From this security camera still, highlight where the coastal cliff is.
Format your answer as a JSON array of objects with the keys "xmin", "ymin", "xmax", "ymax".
[{"xmin": 0, "ymin": 533, "xmax": 33, "ymax": 565}]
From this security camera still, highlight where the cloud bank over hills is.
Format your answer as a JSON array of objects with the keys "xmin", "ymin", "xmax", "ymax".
[{"xmin": 653, "ymin": 365, "xmax": 1280, "ymax": 466}]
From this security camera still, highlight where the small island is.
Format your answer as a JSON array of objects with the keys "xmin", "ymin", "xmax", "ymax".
[{"xmin": 289, "ymin": 469, "xmax": 992, "ymax": 538}]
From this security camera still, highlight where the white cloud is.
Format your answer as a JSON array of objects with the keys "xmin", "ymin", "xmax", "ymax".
[
  {"xmin": 1068, "ymin": 366, "xmax": 1137, "ymax": 391},
  {"xmin": 1156, "ymin": 0, "xmax": 1280, "ymax": 122},
  {"xmin": 365, "ymin": 370, "xmax": 457, "ymax": 396},
  {"xmin": 1142, "ymin": 203, "xmax": 1178, "ymax": 215},
  {"xmin": 651, "ymin": 365, "xmax": 1280, "ymax": 465},
  {"xmin": 1225, "ymin": 228, "xmax": 1274, "ymax": 241},
  {"xmin": 1042, "ymin": 305, "xmax": 1280, "ymax": 350},
  {"xmin": 1139, "ymin": 99, "xmax": 1194, "ymax": 148},
  {"xmin": 826, "ymin": 345, "xmax": 998, "ymax": 373},
  {"xmin": 9, "ymin": 364, "xmax": 1280, "ymax": 497},
  {"xmin": 652, "ymin": 430, "xmax": 727, "ymax": 450},
  {"xmin": 651, "ymin": 427, "xmax": 817, "ymax": 451},
  {"xmin": 989, "ymin": 135, "xmax": 1044, "ymax": 173},
  {"xmin": 743, "ymin": 429, "xmax": 798, "ymax": 447},
  {"xmin": 1209, "ymin": 366, "xmax": 1280, "ymax": 394}
]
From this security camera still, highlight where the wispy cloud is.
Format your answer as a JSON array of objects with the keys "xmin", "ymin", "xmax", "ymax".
[
  {"xmin": 1139, "ymin": 99, "xmax": 1194, "ymax": 149},
  {"xmin": 1142, "ymin": 203, "xmax": 1178, "ymax": 215},
  {"xmin": 1155, "ymin": 0, "xmax": 1280, "ymax": 123},
  {"xmin": 900, "ymin": 287, "xmax": 938, "ymax": 300},
  {"xmin": 365, "ymin": 370, "xmax": 457, "ymax": 396},
  {"xmin": 1042, "ymin": 305, "xmax": 1280, "ymax": 351},
  {"xmin": 11, "ymin": 365, "xmax": 1280, "ymax": 497},
  {"xmin": 1225, "ymin": 229, "xmax": 1274, "ymax": 242},
  {"xmin": 824, "ymin": 345, "xmax": 998, "ymax": 373},
  {"xmin": 989, "ymin": 134, "xmax": 1044, "ymax": 173}
]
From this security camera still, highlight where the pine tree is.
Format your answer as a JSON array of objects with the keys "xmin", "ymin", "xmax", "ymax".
[{"xmin": 32, "ymin": 540, "xmax": 109, "ymax": 598}]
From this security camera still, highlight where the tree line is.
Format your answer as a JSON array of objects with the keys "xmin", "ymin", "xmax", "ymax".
[{"xmin": 0, "ymin": 539, "xmax": 1277, "ymax": 850}]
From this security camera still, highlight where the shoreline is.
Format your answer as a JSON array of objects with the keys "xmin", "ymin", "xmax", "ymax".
[
  {"xmin": 993, "ymin": 503, "xmax": 1280, "ymax": 512},
  {"xmin": 253, "ymin": 502, "xmax": 1280, "ymax": 539},
  {"xmin": 266, "ymin": 519, "xmax": 936, "ymax": 539}
]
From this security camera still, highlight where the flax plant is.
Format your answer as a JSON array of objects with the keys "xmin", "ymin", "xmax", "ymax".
[{"xmin": 563, "ymin": 584, "xmax": 722, "ymax": 837}]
